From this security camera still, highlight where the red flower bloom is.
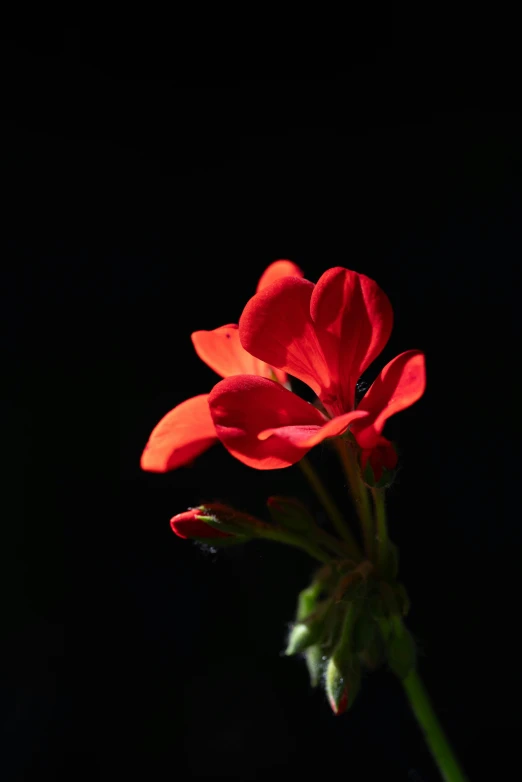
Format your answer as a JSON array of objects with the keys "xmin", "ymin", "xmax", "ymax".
[
  {"xmin": 208, "ymin": 267, "xmax": 426, "ymax": 475},
  {"xmin": 140, "ymin": 260, "xmax": 303, "ymax": 472}
]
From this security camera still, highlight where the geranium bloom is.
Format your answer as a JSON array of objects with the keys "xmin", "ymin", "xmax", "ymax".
[
  {"xmin": 140, "ymin": 260, "xmax": 303, "ymax": 471},
  {"xmin": 208, "ymin": 267, "xmax": 426, "ymax": 476}
]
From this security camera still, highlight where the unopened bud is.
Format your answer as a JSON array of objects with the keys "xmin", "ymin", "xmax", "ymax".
[
  {"xmin": 304, "ymin": 644, "xmax": 325, "ymax": 688},
  {"xmin": 296, "ymin": 582, "xmax": 323, "ymax": 620},
  {"xmin": 267, "ymin": 496, "xmax": 316, "ymax": 533},
  {"xmin": 324, "ymin": 601, "xmax": 361, "ymax": 714},
  {"xmin": 170, "ymin": 503, "xmax": 266, "ymax": 542},
  {"xmin": 286, "ymin": 582, "xmax": 327, "ymax": 656},
  {"xmin": 354, "ymin": 612, "xmax": 385, "ymax": 671},
  {"xmin": 361, "ymin": 442, "xmax": 398, "ymax": 489},
  {"xmin": 325, "ymin": 655, "xmax": 361, "ymax": 715},
  {"xmin": 286, "ymin": 616, "xmax": 325, "ymax": 655}
]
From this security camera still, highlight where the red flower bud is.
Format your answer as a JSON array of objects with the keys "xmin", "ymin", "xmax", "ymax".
[
  {"xmin": 324, "ymin": 600, "xmax": 362, "ymax": 715},
  {"xmin": 328, "ymin": 685, "xmax": 349, "ymax": 716},
  {"xmin": 170, "ymin": 503, "xmax": 267, "ymax": 541},
  {"xmin": 361, "ymin": 440, "xmax": 398, "ymax": 486},
  {"xmin": 325, "ymin": 656, "xmax": 361, "ymax": 716},
  {"xmin": 170, "ymin": 508, "xmax": 231, "ymax": 540}
]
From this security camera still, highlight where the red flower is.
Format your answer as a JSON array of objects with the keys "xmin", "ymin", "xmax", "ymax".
[
  {"xmin": 208, "ymin": 267, "xmax": 426, "ymax": 475},
  {"xmin": 140, "ymin": 260, "xmax": 303, "ymax": 472}
]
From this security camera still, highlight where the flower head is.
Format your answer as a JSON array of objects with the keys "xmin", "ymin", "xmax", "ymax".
[{"xmin": 208, "ymin": 267, "xmax": 426, "ymax": 475}]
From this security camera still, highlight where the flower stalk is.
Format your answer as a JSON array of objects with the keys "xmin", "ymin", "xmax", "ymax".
[
  {"xmin": 299, "ymin": 455, "xmax": 362, "ymax": 561},
  {"xmin": 258, "ymin": 525, "xmax": 333, "ymax": 565},
  {"xmin": 402, "ymin": 668, "xmax": 469, "ymax": 782},
  {"xmin": 371, "ymin": 487, "xmax": 390, "ymax": 576},
  {"xmin": 334, "ymin": 437, "xmax": 374, "ymax": 559}
]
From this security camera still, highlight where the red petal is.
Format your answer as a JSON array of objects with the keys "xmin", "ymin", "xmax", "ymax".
[
  {"xmin": 256, "ymin": 259, "xmax": 304, "ymax": 291},
  {"xmin": 239, "ymin": 277, "xmax": 331, "ymax": 398},
  {"xmin": 352, "ymin": 350, "xmax": 426, "ymax": 449},
  {"xmin": 140, "ymin": 394, "xmax": 217, "ymax": 472},
  {"xmin": 170, "ymin": 510, "xmax": 230, "ymax": 540},
  {"xmin": 310, "ymin": 268, "xmax": 394, "ymax": 413},
  {"xmin": 191, "ymin": 325, "xmax": 287, "ymax": 384},
  {"xmin": 208, "ymin": 375, "xmax": 331, "ymax": 469},
  {"xmin": 258, "ymin": 409, "xmax": 369, "ymax": 447}
]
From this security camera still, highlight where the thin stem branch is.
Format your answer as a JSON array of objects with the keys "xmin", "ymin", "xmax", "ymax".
[
  {"xmin": 371, "ymin": 487, "xmax": 389, "ymax": 575},
  {"xmin": 334, "ymin": 439, "xmax": 374, "ymax": 559},
  {"xmin": 299, "ymin": 457, "xmax": 362, "ymax": 560},
  {"xmin": 260, "ymin": 527, "xmax": 332, "ymax": 564},
  {"xmin": 313, "ymin": 527, "xmax": 356, "ymax": 559},
  {"xmin": 402, "ymin": 669, "xmax": 469, "ymax": 782}
]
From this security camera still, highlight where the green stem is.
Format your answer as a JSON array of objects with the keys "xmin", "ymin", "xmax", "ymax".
[
  {"xmin": 259, "ymin": 527, "xmax": 332, "ymax": 564},
  {"xmin": 313, "ymin": 527, "xmax": 356, "ymax": 559},
  {"xmin": 334, "ymin": 439, "xmax": 374, "ymax": 559},
  {"xmin": 371, "ymin": 487, "xmax": 389, "ymax": 574},
  {"xmin": 299, "ymin": 457, "xmax": 362, "ymax": 560},
  {"xmin": 402, "ymin": 669, "xmax": 469, "ymax": 782}
]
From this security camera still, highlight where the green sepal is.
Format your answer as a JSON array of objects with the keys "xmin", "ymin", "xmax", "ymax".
[
  {"xmin": 199, "ymin": 512, "xmax": 262, "ymax": 538},
  {"xmin": 287, "ymin": 582, "xmax": 331, "ymax": 655},
  {"xmin": 295, "ymin": 582, "xmax": 323, "ymax": 620},
  {"xmin": 190, "ymin": 534, "xmax": 250, "ymax": 548},
  {"xmin": 286, "ymin": 616, "xmax": 325, "ymax": 655}
]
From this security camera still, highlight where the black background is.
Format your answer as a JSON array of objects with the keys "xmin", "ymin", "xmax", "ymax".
[{"xmin": 2, "ymin": 30, "xmax": 521, "ymax": 780}]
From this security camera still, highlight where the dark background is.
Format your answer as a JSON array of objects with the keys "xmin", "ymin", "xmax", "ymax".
[{"xmin": 2, "ymin": 30, "xmax": 521, "ymax": 780}]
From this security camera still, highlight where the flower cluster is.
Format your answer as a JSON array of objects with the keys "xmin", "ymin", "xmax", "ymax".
[
  {"xmin": 141, "ymin": 259, "xmax": 426, "ymax": 712},
  {"xmin": 138, "ymin": 260, "xmax": 470, "ymax": 780},
  {"xmin": 141, "ymin": 260, "xmax": 425, "ymax": 492}
]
